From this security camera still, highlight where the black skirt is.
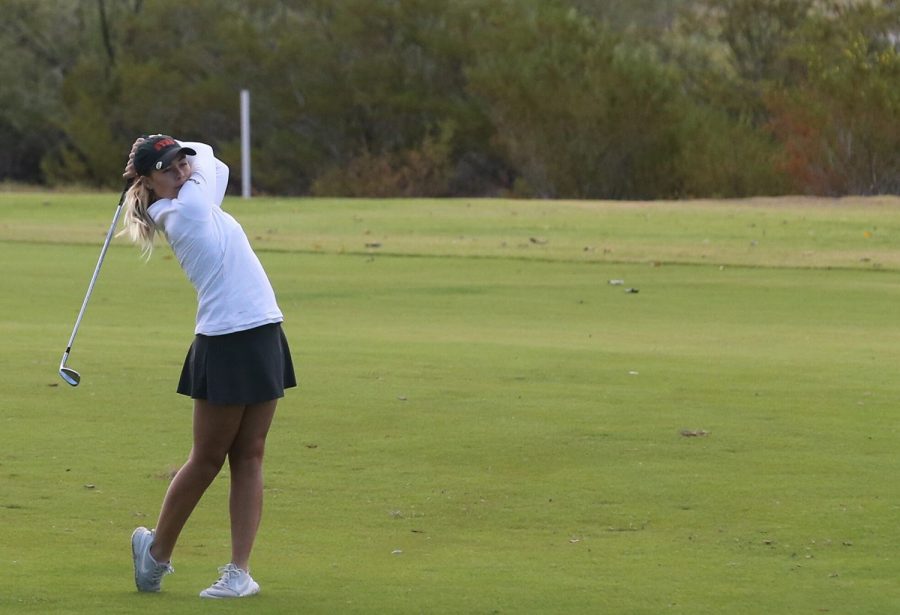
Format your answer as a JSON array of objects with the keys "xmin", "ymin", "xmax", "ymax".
[{"xmin": 177, "ymin": 322, "xmax": 297, "ymax": 405}]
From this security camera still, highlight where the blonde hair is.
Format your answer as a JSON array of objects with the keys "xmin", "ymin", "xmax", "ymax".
[{"xmin": 118, "ymin": 179, "xmax": 158, "ymax": 258}]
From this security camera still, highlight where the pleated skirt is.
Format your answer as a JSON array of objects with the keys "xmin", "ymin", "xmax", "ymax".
[{"xmin": 177, "ymin": 323, "xmax": 296, "ymax": 405}]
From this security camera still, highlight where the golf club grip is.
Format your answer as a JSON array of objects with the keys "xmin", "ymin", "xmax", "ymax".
[{"xmin": 62, "ymin": 180, "xmax": 134, "ymax": 350}]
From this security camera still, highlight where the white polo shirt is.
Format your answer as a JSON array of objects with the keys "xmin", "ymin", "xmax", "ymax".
[{"xmin": 148, "ymin": 142, "xmax": 284, "ymax": 336}]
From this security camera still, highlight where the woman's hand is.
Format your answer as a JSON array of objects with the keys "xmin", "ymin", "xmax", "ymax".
[
  {"xmin": 123, "ymin": 134, "xmax": 166, "ymax": 178},
  {"xmin": 123, "ymin": 136, "xmax": 146, "ymax": 179}
]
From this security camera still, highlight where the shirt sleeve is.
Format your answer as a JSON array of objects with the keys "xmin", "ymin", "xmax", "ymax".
[
  {"xmin": 214, "ymin": 158, "xmax": 229, "ymax": 208},
  {"xmin": 175, "ymin": 141, "xmax": 219, "ymax": 219}
]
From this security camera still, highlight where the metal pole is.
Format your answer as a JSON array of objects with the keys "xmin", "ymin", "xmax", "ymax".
[{"xmin": 240, "ymin": 89, "xmax": 251, "ymax": 198}]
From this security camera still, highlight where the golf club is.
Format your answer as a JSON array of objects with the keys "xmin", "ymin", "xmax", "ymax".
[{"xmin": 59, "ymin": 179, "xmax": 134, "ymax": 386}]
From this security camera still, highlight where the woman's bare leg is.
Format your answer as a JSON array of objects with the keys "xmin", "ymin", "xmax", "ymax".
[
  {"xmin": 149, "ymin": 400, "xmax": 245, "ymax": 563},
  {"xmin": 227, "ymin": 399, "xmax": 277, "ymax": 570}
]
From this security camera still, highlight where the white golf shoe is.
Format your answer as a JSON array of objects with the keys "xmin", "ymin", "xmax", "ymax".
[
  {"xmin": 131, "ymin": 527, "xmax": 173, "ymax": 592},
  {"xmin": 199, "ymin": 563, "xmax": 260, "ymax": 598}
]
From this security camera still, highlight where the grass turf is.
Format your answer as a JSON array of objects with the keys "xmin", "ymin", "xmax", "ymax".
[{"xmin": 1, "ymin": 193, "xmax": 900, "ymax": 613}]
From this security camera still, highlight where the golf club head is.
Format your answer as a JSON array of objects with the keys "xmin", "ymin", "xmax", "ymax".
[{"xmin": 59, "ymin": 367, "xmax": 81, "ymax": 387}]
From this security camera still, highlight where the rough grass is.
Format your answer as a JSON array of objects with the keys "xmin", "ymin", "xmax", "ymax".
[{"xmin": 2, "ymin": 193, "xmax": 900, "ymax": 614}]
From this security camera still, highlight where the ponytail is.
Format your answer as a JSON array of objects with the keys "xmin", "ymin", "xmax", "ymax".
[{"xmin": 118, "ymin": 179, "xmax": 158, "ymax": 258}]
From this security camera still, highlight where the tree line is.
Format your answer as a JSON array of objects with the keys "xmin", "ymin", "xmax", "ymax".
[{"xmin": 0, "ymin": 0, "xmax": 897, "ymax": 199}]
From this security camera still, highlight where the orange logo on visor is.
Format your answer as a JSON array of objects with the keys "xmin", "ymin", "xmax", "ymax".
[{"xmin": 153, "ymin": 138, "xmax": 177, "ymax": 151}]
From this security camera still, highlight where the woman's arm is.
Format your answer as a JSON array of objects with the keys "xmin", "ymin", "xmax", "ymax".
[
  {"xmin": 214, "ymin": 158, "xmax": 229, "ymax": 207},
  {"xmin": 175, "ymin": 141, "xmax": 225, "ymax": 216},
  {"xmin": 181, "ymin": 141, "xmax": 215, "ymax": 189},
  {"xmin": 178, "ymin": 141, "xmax": 229, "ymax": 208}
]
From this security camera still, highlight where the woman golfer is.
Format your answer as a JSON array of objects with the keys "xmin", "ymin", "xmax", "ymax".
[{"xmin": 121, "ymin": 135, "xmax": 296, "ymax": 598}]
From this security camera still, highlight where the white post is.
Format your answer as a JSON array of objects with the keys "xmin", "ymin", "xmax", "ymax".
[{"xmin": 240, "ymin": 89, "xmax": 251, "ymax": 198}]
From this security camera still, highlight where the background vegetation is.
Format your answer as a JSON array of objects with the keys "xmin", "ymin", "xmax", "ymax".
[{"xmin": 1, "ymin": 0, "xmax": 897, "ymax": 199}]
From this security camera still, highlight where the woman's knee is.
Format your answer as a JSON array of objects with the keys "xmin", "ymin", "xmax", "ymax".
[
  {"xmin": 186, "ymin": 448, "xmax": 228, "ymax": 481},
  {"xmin": 228, "ymin": 437, "xmax": 266, "ymax": 469}
]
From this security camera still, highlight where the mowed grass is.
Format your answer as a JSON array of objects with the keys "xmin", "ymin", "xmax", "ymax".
[{"xmin": 2, "ymin": 192, "xmax": 900, "ymax": 614}]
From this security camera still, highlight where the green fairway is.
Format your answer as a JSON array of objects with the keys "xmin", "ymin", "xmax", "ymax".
[{"xmin": 2, "ymin": 193, "xmax": 900, "ymax": 614}]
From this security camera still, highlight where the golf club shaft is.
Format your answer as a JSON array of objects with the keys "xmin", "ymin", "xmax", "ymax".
[{"xmin": 62, "ymin": 181, "xmax": 133, "ymax": 361}]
